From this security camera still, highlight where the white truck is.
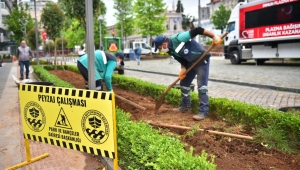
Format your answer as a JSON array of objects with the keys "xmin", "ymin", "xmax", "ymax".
[
  {"xmin": 224, "ymin": 0, "xmax": 300, "ymax": 64},
  {"xmin": 123, "ymin": 41, "xmax": 157, "ymax": 59}
]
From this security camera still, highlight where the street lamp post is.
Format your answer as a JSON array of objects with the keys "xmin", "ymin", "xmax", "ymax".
[
  {"xmin": 34, "ymin": 0, "xmax": 40, "ymax": 65},
  {"xmin": 98, "ymin": 15, "xmax": 104, "ymax": 50},
  {"xmin": 19, "ymin": 18, "xmax": 28, "ymax": 41}
]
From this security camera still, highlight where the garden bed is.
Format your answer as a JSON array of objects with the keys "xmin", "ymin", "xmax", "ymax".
[{"xmin": 47, "ymin": 69, "xmax": 300, "ymax": 170}]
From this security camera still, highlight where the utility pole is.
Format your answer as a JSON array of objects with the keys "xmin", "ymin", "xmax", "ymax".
[
  {"xmin": 198, "ymin": 0, "xmax": 201, "ymax": 44},
  {"xmin": 98, "ymin": 1, "xmax": 103, "ymax": 50},
  {"xmin": 85, "ymin": 0, "xmax": 96, "ymax": 90}
]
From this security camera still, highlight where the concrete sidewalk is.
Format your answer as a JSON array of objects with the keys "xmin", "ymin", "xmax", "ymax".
[{"xmin": 0, "ymin": 62, "xmax": 103, "ymax": 170}]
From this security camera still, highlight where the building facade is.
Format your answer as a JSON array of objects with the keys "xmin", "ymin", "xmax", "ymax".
[
  {"xmin": 21, "ymin": 0, "xmax": 52, "ymax": 22},
  {"xmin": 206, "ymin": 0, "xmax": 260, "ymax": 16}
]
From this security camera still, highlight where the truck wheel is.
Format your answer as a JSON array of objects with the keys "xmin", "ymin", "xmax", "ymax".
[
  {"xmin": 230, "ymin": 50, "xmax": 241, "ymax": 64},
  {"xmin": 256, "ymin": 59, "xmax": 266, "ymax": 65}
]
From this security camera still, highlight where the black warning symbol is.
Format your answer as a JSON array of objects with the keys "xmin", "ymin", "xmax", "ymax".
[{"xmin": 54, "ymin": 107, "xmax": 72, "ymax": 129}]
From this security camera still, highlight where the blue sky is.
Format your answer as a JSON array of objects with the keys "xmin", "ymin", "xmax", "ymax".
[{"xmin": 103, "ymin": 0, "xmax": 210, "ymax": 26}]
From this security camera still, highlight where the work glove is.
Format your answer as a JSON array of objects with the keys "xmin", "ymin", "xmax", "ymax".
[
  {"xmin": 179, "ymin": 67, "xmax": 186, "ymax": 80},
  {"xmin": 212, "ymin": 35, "xmax": 222, "ymax": 46}
]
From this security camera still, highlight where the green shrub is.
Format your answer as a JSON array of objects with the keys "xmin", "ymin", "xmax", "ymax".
[
  {"xmin": 30, "ymin": 60, "xmax": 48, "ymax": 65},
  {"xmin": 32, "ymin": 65, "xmax": 73, "ymax": 88},
  {"xmin": 117, "ymin": 109, "xmax": 215, "ymax": 169}
]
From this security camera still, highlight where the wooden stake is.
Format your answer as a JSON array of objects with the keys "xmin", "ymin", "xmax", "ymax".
[
  {"xmin": 148, "ymin": 121, "xmax": 253, "ymax": 140},
  {"xmin": 116, "ymin": 94, "xmax": 146, "ymax": 111}
]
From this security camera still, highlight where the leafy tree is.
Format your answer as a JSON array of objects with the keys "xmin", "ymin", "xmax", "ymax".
[
  {"xmin": 211, "ymin": 5, "xmax": 231, "ymax": 30},
  {"xmin": 40, "ymin": 3, "xmax": 64, "ymax": 42},
  {"xmin": 182, "ymin": 14, "xmax": 196, "ymax": 31},
  {"xmin": 58, "ymin": 0, "xmax": 106, "ymax": 29},
  {"xmin": 114, "ymin": 0, "xmax": 134, "ymax": 49},
  {"xmin": 55, "ymin": 37, "xmax": 68, "ymax": 50},
  {"xmin": 94, "ymin": 17, "xmax": 108, "ymax": 49},
  {"xmin": 3, "ymin": 3, "xmax": 34, "ymax": 43},
  {"xmin": 27, "ymin": 28, "xmax": 42, "ymax": 50},
  {"xmin": 40, "ymin": 2, "xmax": 64, "ymax": 69},
  {"xmin": 133, "ymin": 0, "xmax": 167, "ymax": 54},
  {"xmin": 176, "ymin": 0, "xmax": 184, "ymax": 13},
  {"xmin": 43, "ymin": 40, "xmax": 55, "ymax": 53},
  {"xmin": 63, "ymin": 20, "xmax": 85, "ymax": 49}
]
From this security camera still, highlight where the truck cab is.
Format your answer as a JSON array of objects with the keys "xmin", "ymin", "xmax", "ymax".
[{"xmin": 224, "ymin": 0, "xmax": 300, "ymax": 64}]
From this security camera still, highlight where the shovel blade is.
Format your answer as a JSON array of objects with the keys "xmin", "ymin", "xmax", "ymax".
[{"xmin": 155, "ymin": 94, "xmax": 165, "ymax": 111}]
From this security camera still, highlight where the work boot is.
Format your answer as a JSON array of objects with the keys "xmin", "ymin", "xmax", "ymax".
[
  {"xmin": 173, "ymin": 106, "xmax": 191, "ymax": 113},
  {"xmin": 95, "ymin": 86, "xmax": 102, "ymax": 91},
  {"xmin": 193, "ymin": 114, "xmax": 207, "ymax": 121}
]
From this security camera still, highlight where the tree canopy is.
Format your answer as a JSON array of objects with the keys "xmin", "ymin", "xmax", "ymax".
[
  {"xmin": 27, "ymin": 28, "xmax": 42, "ymax": 50},
  {"xmin": 113, "ymin": 0, "xmax": 135, "ymax": 44},
  {"xmin": 133, "ymin": 0, "xmax": 167, "ymax": 38},
  {"xmin": 176, "ymin": 0, "xmax": 184, "ymax": 13},
  {"xmin": 40, "ymin": 2, "xmax": 65, "ymax": 41},
  {"xmin": 3, "ymin": 3, "xmax": 34, "ymax": 43},
  {"xmin": 58, "ymin": 0, "xmax": 106, "ymax": 30},
  {"xmin": 211, "ymin": 5, "xmax": 231, "ymax": 30},
  {"xmin": 182, "ymin": 14, "xmax": 196, "ymax": 31}
]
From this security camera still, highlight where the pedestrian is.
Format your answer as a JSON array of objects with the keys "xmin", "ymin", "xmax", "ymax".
[
  {"xmin": 116, "ymin": 52, "xmax": 125, "ymax": 69},
  {"xmin": 115, "ymin": 52, "xmax": 125, "ymax": 74},
  {"xmin": 153, "ymin": 27, "xmax": 222, "ymax": 120},
  {"xmin": 16, "ymin": 40, "xmax": 34, "ymax": 80},
  {"xmin": 134, "ymin": 44, "xmax": 141, "ymax": 65},
  {"xmin": 77, "ymin": 50, "xmax": 117, "ymax": 91}
]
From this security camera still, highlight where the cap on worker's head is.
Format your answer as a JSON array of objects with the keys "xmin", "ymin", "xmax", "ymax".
[
  {"xmin": 153, "ymin": 36, "xmax": 166, "ymax": 52},
  {"xmin": 116, "ymin": 52, "xmax": 124, "ymax": 60}
]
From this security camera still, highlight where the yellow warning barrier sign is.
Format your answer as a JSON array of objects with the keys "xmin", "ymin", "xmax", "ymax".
[{"xmin": 19, "ymin": 84, "xmax": 117, "ymax": 159}]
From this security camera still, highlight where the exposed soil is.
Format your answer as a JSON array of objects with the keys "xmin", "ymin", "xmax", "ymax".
[{"xmin": 49, "ymin": 70, "xmax": 300, "ymax": 170}]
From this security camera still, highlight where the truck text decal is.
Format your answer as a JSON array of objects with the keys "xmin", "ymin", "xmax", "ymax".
[{"xmin": 263, "ymin": 0, "xmax": 298, "ymax": 8}]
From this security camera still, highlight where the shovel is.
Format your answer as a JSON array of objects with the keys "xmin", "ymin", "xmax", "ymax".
[{"xmin": 155, "ymin": 32, "xmax": 229, "ymax": 112}]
